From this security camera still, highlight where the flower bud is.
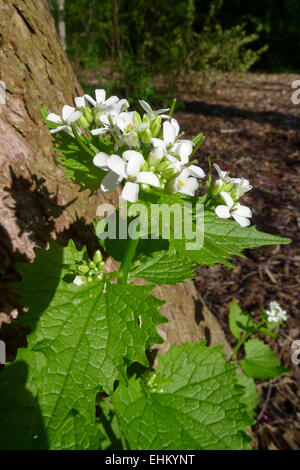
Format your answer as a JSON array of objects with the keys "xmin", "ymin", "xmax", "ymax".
[
  {"xmin": 140, "ymin": 183, "xmax": 150, "ymax": 192},
  {"xmin": 93, "ymin": 250, "xmax": 102, "ymax": 264},
  {"xmin": 156, "ymin": 159, "xmax": 170, "ymax": 172},
  {"xmin": 78, "ymin": 264, "xmax": 89, "ymax": 274},
  {"xmin": 78, "ymin": 115, "xmax": 90, "ymax": 129},
  {"xmin": 147, "ymin": 147, "xmax": 164, "ymax": 167},
  {"xmin": 83, "ymin": 106, "xmax": 94, "ymax": 123},
  {"xmin": 150, "ymin": 116, "xmax": 161, "ymax": 137},
  {"xmin": 139, "ymin": 128, "xmax": 152, "ymax": 145},
  {"xmin": 135, "ymin": 112, "xmax": 142, "ymax": 126},
  {"xmin": 162, "ymin": 168, "xmax": 179, "ymax": 181},
  {"xmin": 98, "ymin": 261, "xmax": 105, "ymax": 271},
  {"xmin": 140, "ymin": 160, "xmax": 149, "ymax": 171}
]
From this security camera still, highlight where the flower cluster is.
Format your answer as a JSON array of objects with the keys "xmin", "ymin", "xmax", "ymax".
[
  {"xmin": 69, "ymin": 250, "xmax": 105, "ymax": 286},
  {"xmin": 265, "ymin": 301, "xmax": 288, "ymax": 324},
  {"xmin": 46, "ymin": 89, "xmax": 253, "ymax": 225}
]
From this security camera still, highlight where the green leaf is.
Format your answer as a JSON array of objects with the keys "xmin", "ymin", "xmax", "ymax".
[
  {"xmin": 229, "ymin": 300, "xmax": 255, "ymax": 339},
  {"xmin": 241, "ymin": 339, "xmax": 288, "ymax": 379},
  {"xmin": 129, "ymin": 251, "xmax": 196, "ymax": 284},
  {"xmin": 112, "ymin": 342, "xmax": 252, "ymax": 450},
  {"xmin": 11, "ymin": 240, "xmax": 165, "ymax": 449},
  {"xmin": 235, "ymin": 374, "xmax": 259, "ymax": 418},
  {"xmin": 0, "ymin": 349, "xmax": 48, "ymax": 450},
  {"xmin": 174, "ymin": 210, "xmax": 290, "ymax": 267}
]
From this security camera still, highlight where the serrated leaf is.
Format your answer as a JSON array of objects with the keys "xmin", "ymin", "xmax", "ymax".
[
  {"xmin": 229, "ymin": 300, "xmax": 255, "ymax": 339},
  {"xmin": 129, "ymin": 251, "xmax": 196, "ymax": 284},
  {"xmin": 11, "ymin": 240, "xmax": 165, "ymax": 449},
  {"xmin": 235, "ymin": 374, "xmax": 259, "ymax": 418},
  {"xmin": 112, "ymin": 342, "xmax": 252, "ymax": 450},
  {"xmin": 174, "ymin": 210, "xmax": 290, "ymax": 267},
  {"xmin": 241, "ymin": 339, "xmax": 288, "ymax": 379}
]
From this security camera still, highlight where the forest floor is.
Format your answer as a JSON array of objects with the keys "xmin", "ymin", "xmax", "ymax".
[{"xmin": 172, "ymin": 72, "xmax": 300, "ymax": 450}]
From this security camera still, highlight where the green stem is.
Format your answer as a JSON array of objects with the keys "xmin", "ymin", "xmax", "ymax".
[
  {"xmin": 169, "ymin": 98, "xmax": 177, "ymax": 117},
  {"xmin": 118, "ymin": 237, "xmax": 140, "ymax": 285},
  {"xmin": 71, "ymin": 124, "xmax": 94, "ymax": 157},
  {"xmin": 230, "ymin": 320, "xmax": 265, "ymax": 361}
]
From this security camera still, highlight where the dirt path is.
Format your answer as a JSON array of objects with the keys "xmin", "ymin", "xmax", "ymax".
[{"xmin": 174, "ymin": 72, "xmax": 300, "ymax": 450}]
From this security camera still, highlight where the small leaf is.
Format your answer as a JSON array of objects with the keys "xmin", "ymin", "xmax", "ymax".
[
  {"xmin": 241, "ymin": 339, "xmax": 288, "ymax": 379},
  {"xmin": 235, "ymin": 374, "xmax": 259, "ymax": 418},
  {"xmin": 229, "ymin": 300, "xmax": 255, "ymax": 339}
]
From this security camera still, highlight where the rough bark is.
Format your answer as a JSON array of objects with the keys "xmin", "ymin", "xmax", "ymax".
[{"xmin": 0, "ymin": 0, "xmax": 231, "ymax": 358}]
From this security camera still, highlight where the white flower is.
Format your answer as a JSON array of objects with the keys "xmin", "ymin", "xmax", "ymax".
[
  {"xmin": 139, "ymin": 100, "xmax": 170, "ymax": 119},
  {"xmin": 215, "ymin": 191, "xmax": 252, "ymax": 227},
  {"xmin": 214, "ymin": 163, "xmax": 252, "ymax": 196},
  {"xmin": 73, "ymin": 275, "xmax": 86, "ymax": 286},
  {"xmin": 265, "ymin": 301, "xmax": 288, "ymax": 323},
  {"xmin": 167, "ymin": 168, "xmax": 199, "ymax": 197},
  {"xmin": 115, "ymin": 112, "xmax": 148, "ymax": 148},
  {"xmin": 96, "ymin": 150, "xmax": 160, "ymax": 202},
  {"xmin": 84, "ymin": 89, "xmax": 119, "ymax": 109},
  {"xmin": 47, "ymin": 105, "xmax": 82, "ymax": 136},
  {"xmin": 152, "ymin": 118, "xmax": 180, "ymax": 151}
]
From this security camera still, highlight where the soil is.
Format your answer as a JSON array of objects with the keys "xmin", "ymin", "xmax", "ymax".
[{"xmin": 174, "ymin": 72, "xmax": 300, "ymax": 450}]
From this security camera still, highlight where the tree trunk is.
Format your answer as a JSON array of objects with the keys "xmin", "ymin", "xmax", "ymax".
[{"xmin": 0, "ymin": 0, "xmax": 231, "ymax": 358}]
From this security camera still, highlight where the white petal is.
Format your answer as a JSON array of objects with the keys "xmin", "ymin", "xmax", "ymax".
[
  {"xmin": 139, "ymin": 100, "xmax": 152, "ymax": 115},
  {"xmin": 220, "ymin": 191, "xmax": 234, "ymax": 209},
  {"xmin": 215, "ymin": 205, "xmax": 230, "ymax": 219},
  {"xmin": 74, "ymin": 96, "xmax": 85, "ymax": 108},
  {"xmin": 178, "ymin": 177, "xmax": 198, "ymax": 196},
  {"xmin": 232, "ymin": 214, "xmax": 250, "ymax": 227},
  {"xmin": 84, "ymin": 94, "xmax": 97, "ymax": 106},
  {"xmin": 101, "ymin": 171, "xmax": 122, "ymax": 193},
  {"xmin": 234, "ymin": 204, "xmax": 252, "ymax": 218},
  {"xmin": 93, "ymin": 152, "xmax": 109, "ymax": 169},
  {"xmin": 170, "ymin": 118, "xmax": 180, "ymax": 136},
  {"xmin": 66, "ymin": 110, "xmax": 82, "ymax": 124},
  {"xmin": 174, "ymin": 141, "xmax": 193, "ymax": 163},
  {"xmin": 46, "ymin": 113, "xmax": 62, "ymax": 124},
  {"xmin": 122, "ymin": 150, "xmax": 143, "ymax": 162},
  {"xmin": 91, "ymin": 127, "xmax": 109, "ymax": 136},
  {"xmin": 122, "ymin": 182, "xmax": 139, "ymax": 202},
  {"xmin": 151, "ymin": 138, "xmax": 165, "ymax": 148},
  {"xmin": 137, "ymin": 122, "xmax": 148, "ymax": 131},
  {"xmin": 126, "ymin": 152, "xmax": 144, "ymax": 177},
  {"xmin": 95, "ymin": 89, "xmax": 106, "ymax": 103},
  {"xmin": 163, "ymin": 121, "xmax": 176, "ymax": 145},
  {"xmin": 107, "ymin": 155, "xmax": 128, "ymax": 179},
  {"xmin": 62, "ymin": 105, "xmax": 76, "ymax": 122},
  {"xmin": 136, "ymin": 172, "xmax": 160, "ymax": 187},
  {"xmin": 155, "ymin": 108, "xmax": 170, "ymax": 115},
  {"xmin": 214, "ymin": 163, "xmax": 228, "ymax": 180},
  {"xmin": 105, "ymin": 95, "xmax": 119, "ymax": 106},
  {"xmin": 187, "ymin": 165, "xmax": 205, "ymax": 178},
  {"xmin": 50, "ymin": 125, "xmax": 68, "ymax": 134}
]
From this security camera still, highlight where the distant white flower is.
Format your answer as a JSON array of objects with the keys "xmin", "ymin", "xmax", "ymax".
[
  {"xmin": 167, "ymin": 168, "xmax": 199, "ymax": 197},
  {"xmin": 96, "ymin": 150, "xmax": 160, "ymax": 202},
  {"xmin": 215, "ymin": 191, "xmax": 252, "ymax": 227},
  {"xmin": 73, "ymin": 275, "xmax": 86, "ymax": 286},
  {"xmin": 47, "ymin": 105, "xmax": 82, "ymax": 136},
  {"xmin": 265, "ymin": 301, "xmax": 288, "ymax": 323},
  {"xmin": 214, "ymin": 163, "xmax": 252, "ymax": 196},
  {"xmin": 139, "ymin": 100, "xmax": 170, "ymax": 119}
]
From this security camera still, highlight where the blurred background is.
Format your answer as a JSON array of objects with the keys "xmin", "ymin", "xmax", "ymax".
[{"xmin": 47, "ymin": 0, "xmax": 300, "ymax": 103}]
